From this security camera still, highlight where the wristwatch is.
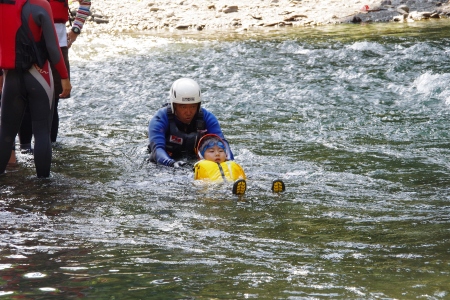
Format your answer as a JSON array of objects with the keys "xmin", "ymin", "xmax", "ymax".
[{"xmin": 71, "ymin": 27, "xmax": 81, "ymax": 35}]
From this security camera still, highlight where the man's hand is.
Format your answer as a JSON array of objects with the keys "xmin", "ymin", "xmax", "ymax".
[
  {"xmin": 173, "ymin": 161, "xmax": 187, "ymax": 168},
  {"xmin": 67, "ymin": 31, "xmax": 79, "ymax": 48},
  {"xmin": 60, "ymin": 78, "xmax": 72, "ymax": 98}
]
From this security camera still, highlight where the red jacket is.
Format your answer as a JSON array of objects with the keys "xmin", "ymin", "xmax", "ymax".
[
  {"xmin": 48, "ymin": 0, "xmax": 68, "ymax": 23},
  {"xmin": 0, "ymin": 0, "xmax": 68, "ymax": 78},
  {"xmin": 0, "ymin": 0, "xmax": 28, "ymax": 69}
]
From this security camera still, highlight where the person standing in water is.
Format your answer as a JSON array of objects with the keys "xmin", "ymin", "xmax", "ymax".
[
  {"xmin": 18, "ymin": 0, "xmax": 91, "ymax": 152},
  {"xmin": 148, "ymin": 78, "xmax": 234, "ymax": 167},
  {"xmin": 0, "ymin": 0, "xmax": 71, "ymax": 177}
]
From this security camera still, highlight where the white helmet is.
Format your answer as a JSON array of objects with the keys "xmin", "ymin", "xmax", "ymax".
[{"xmin": 169, "ymin": 78, "xmax": 202, "ymax": 112}]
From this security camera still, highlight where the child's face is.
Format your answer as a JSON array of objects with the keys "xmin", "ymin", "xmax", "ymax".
[{"xmin": 203, "ymin": 145, "xmax": 227, "ymax": 163}]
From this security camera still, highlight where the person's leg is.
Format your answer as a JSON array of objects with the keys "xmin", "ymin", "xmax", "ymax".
[
  {"xmin": 0, "ymin": 70, "xmax": 27, "ymax": 174},
  {"xmin": 18, "ymin": 104, "xmax": 33, "ymax": 152},
  {"xmin": 26, "ymin": 63, "xmax": 55, "ymax": 177},
  {"xmin": 51, "ymin": 46, "xmax": 69, "ymax": 143},
  {"xmin": 51, "ymin": 96, "xmax": 59, "ymax": 143},
  {"xmin": 8, "ymin": 150, "xmax": 16, "ymax": 166},
  {"xmin": 0, "ymin": 83, "xmax": 18, "ymax": 165}
]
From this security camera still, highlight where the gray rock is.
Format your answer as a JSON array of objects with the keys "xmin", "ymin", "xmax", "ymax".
[
  {"xmin": 397, "ymin": 4, "xmax": 410, "ymax": 13},
  {"xmin": 175, "ymin": 24, "xmax": 190, "ymax": 29},
  {"xmin": 408, "ymin": 10, "xmax": 434, "ymax": 19},
  {"xmin": 284, "ymin": 14, "xmax": 308, "ymax": 21},
  {"xmin": 93, "ymin": 17, "xmax": 109, "ymax": 24},
  {"xmin": 221, "ymin": 6, "xmax": 238, "ymax": 13}
]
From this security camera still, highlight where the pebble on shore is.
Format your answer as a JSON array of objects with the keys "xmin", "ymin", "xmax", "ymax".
[{"xmin": 71, "ymin": 0, "xmax": 450, "ymax": 35}]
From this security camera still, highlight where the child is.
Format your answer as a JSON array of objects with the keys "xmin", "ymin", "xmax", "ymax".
[
  {"xmin": 194, "ymin": 134, "xmax": 247, "ymax": 194},
  {"xmin": 194, "ymin": 134, "xmax": 286, "ymax": 195}
]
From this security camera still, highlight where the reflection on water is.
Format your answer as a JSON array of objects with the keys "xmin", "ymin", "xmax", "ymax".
[{"xmin": 1, "ymin": 20, "xmax": 450, "ymax": 299}]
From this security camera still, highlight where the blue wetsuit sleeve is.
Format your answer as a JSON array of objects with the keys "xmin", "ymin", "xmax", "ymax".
[
  {"xmin": 203, "ymin": 109, "xmax": 235, "ymax": 160},
  {"xmin": 153, "ymin": 148, "xmax": 175, "ymax": 166},
  {"xmin": 148, "ymin": 108, "xmax": 176, "ymax": 166}
]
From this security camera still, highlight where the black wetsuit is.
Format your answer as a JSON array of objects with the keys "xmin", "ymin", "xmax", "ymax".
[
  {"xmin": 18, "ymin": 47, "xmax": 69, "ymax": 147},
  {"xmin": 0, "ymin": 0, "xmax": 68, "ymax": 177}
]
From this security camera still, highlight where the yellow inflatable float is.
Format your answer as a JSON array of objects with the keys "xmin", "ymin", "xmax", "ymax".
[
  {"xmin": 193, "ymin": 134, "xmax": 246, "ymax": 183},
  {"xmin": 194, "ymin": 159, "xmax": 246, "ymax": 182}
]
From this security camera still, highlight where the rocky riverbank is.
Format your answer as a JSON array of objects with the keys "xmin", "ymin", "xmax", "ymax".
[{"xmin": 73, "ymin": 0, "xmax": 450, "ymax": 35}]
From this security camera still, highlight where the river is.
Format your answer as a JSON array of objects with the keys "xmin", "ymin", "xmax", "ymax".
[{"xmin": 1, "ymin": 20, "xmax": 449, "ymax": 299}]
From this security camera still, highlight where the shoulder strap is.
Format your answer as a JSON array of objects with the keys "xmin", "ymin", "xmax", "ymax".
[
  {"xmin": 196, "ymin": 108, "xmax": 205, "ymax": 131},
  {"xmin": 166, "ymin": 105, "xmax": 174, "ymax": 119},
  {"xmin": 217, "ymin": 162, "xmax": 228, "ymax": 182},
  {"xmin": 166, "ymin": 106, "xmax": 179, "ymax": 141}
]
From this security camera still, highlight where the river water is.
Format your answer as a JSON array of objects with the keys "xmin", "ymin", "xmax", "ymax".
[{"xmin": 1, "ymin": 20, "xmax": 449, "ymax": 299}]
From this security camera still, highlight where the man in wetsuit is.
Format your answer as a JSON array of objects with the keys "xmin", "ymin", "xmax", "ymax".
[
  {"xmin": 0, "ymin": 0, "xmax": 72, "ymax": 177},
  {"xmin": 19, "ymin": 0, "xmax": 91, "ymax": 151},
  {"xmin": 148, "ymin": 78, "xmax": 234, "ymax": 167}
]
